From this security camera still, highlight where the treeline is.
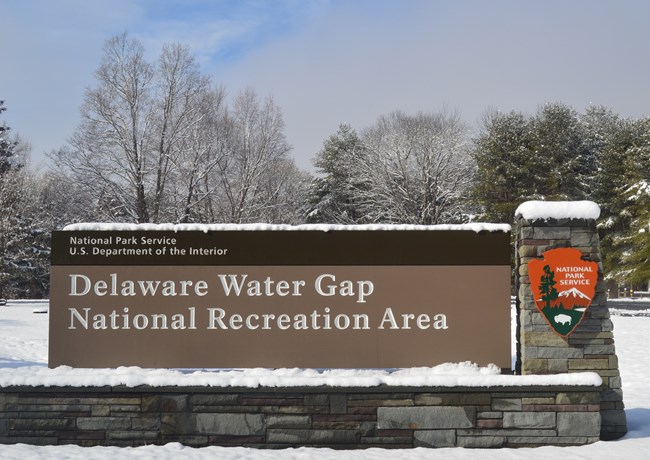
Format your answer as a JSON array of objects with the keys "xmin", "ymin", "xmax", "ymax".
[
  {"xmin": 1, "ymin": 34, "xmax": 649, "ymax": 298},
  {"xmin": 306, "ymin": 104, "xmax": 650, "ymax": 291},
  {"xmin": 473, "ymin": 105, "xmax": 650, "ymax": 287}
]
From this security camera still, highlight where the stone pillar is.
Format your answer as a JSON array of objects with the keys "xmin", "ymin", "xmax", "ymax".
[{"xmin": 515, "ymin": 207, "xmax": 627, "ymax": 440}]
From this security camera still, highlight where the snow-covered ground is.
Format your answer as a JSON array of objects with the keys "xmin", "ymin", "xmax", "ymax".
[{"xmin": 0, "ymin": 301, "xmax": 649, "ymax": 459}]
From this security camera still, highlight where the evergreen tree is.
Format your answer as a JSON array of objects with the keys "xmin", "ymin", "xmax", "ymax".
[
  {"xmin": 0, "ymin": 101, "xmax": 31, "ymax": 298},
  {"xmin": 625, "ymin": 180, "xmax": 650, "ymax": 288},
  {"xmin": 305, "ymin": 124, "xmax": 366, "ymax": 223},
  {"xmin": 0, "ymin": 101, "xmax": 19, "ymax": 175},
  {"xmin": 615, "ymin": 118, "xmax": 650, "ymax": 288},
  {"xmin": 593, "ymin": 118, "xmax": 643, "ymax": 284},
  {"xmin": 1, "ymin": 101, "xmax": 17, "ymax": 297},
  {"xmin": 473, "ymin": 103, "xmax": 613, "ymax": 224},
  {"xmin": 0, "ymin": 183, "xmax": 51, "ymax": 298},
  {"xmin": 472, "ymin": 110, "xmax": 535, "ymax": 223},
  {"xmin": 540, "ymin": 265, "xmax": 558, "ymax": 309},
  {"xmin": 529, "ymin": 103, "xmax": 591, "ymax": 200},
  {"xmin": 585, "ymin": 106, "xmax": 626, "ymax": 219}
]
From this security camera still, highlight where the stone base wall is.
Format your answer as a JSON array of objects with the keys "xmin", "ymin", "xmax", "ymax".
[
  {"xmin": 1, "ymin": 385, "xmax": 601, "ymax": 448},
  {"xmin": 515, "ymin": 217, "xmax": 627, "ymax": 440}
]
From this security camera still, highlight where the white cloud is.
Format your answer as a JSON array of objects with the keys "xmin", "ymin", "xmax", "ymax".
[{"xmin": 137, "ymin": 18, "xmax": 260, "ymax": 66}]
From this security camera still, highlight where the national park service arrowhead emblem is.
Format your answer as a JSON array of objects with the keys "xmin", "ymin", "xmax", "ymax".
[{"xmin": 528, "ymin": 248, "xmax": 598, "ymax": 337}]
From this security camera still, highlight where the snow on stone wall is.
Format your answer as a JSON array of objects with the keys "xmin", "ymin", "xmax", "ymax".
[
  {"xmin": 0, "ymin": 364, "xmax": 601, "ymax": 389},
  {"xmin": 515, "ymin": 201, "xmax": 600, "ymax": 221}
]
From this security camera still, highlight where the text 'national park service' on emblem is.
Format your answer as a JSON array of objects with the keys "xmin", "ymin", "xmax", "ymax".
[{"xmin": 528, "ymin": 248, "xmax": 598, "ymax": 337}]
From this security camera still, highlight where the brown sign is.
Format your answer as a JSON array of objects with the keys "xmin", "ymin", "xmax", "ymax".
[
  {"xmin": 49, "ymin": 229, "xmax": 511, "ymax": 369},
  {"xmin": 528, "ymin": 248, "xmax": 598, "ymax": 337}
]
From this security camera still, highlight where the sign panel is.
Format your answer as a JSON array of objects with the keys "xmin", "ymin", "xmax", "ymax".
[
  {"xmin": 528, "ymin": 248, "xmax": 598, "ymax": 337},
  {"xmin": 49, "ymin": 229, "xmax": 511, "ymax": 369}
]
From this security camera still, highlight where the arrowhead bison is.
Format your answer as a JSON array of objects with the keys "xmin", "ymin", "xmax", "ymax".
[{"xmin": 554, "ymin": 314, "xmax": 572, "ymax": 326}]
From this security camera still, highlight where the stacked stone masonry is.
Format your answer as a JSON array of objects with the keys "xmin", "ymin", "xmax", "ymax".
[
  {"xmin": 0, "ymin": 386, "xmax": 601, "ymax": 448},
  {"xmin": 515, "ymin": 216, "xmax": 627, "ymax": 440}
]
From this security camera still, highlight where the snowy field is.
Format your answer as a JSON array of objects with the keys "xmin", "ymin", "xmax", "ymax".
[{"xmin": 0, "ymin": 301, "xmax": 649, "ymax": 459}]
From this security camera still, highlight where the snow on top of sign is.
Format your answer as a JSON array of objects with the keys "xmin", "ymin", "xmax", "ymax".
[
  {"xmin": 514, "ymin": 201, "xmax": 600, "ymax": 221},
  {"xmin": 0, "ymin": 363, "xmax": 601, "ymax": 388},
  {"xmin": 63, "ymin": 222, "xmax": 511, "ymax": 233}
]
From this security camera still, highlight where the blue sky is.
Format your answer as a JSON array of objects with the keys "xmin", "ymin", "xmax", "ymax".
[{"xmin": 2, "ymin": 0, "xmax": 650, "ymax": 171}]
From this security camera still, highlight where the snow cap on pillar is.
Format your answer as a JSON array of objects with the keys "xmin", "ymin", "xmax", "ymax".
[{"xmin": 514, "ymin": 200, "xmax": 600, "ymax": 221}]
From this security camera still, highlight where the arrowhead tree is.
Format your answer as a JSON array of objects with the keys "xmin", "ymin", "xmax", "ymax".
[{"xmin": 540, "ymin": 265, "xmax": 559, "ymax": 310}]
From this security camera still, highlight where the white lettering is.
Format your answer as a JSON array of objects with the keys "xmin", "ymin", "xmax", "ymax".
[
  {"xmin": 218, "ymin": 274, "xmax": 246, "ymax": 296},
  {"xmin": 314, "ymin": 274, "xmax": 374, "ymax": 303},
  {"xmin": 335, "ymin": 314, "xmax": 350, "ymax": 330},
  {"xmin": 379, "ymin": 307, "xmax": 399, "ymax": 329},
  {"xmin": 70, "ymin": 275, "xmax": 91, "ymax": 296},
  {"xmin": 138, "ymin": 280, "xmax": 160, "ymax": 296},
  {"xmin": 378, "ymin": 309, "xmax": 447, "ymax": 330},
  {"xmin": 68, "ymin": 307, "xmax": 90, "ymax": 329},
  {"xmin": 353, "ymin": 314, "xmax": 370, "ymax": 330},
  {"xmin": 207, "ymin": 308, "xmax": 228, "ymax": 329},
  {"xmin": 277, "ymin": 314, "xmax": 291, "ymax": 330},
  {"xmin": 133, "ymin": 314, "xmax": 148, "ymax": 329},
  {"xmin": 433, "ymin": 314, "xmax": 448, "ymax": 330},
  {"xmin": 246, "ymin": 314, "xmax": 259, "ymax": 330},
  {"xmin": 92, "ymin": 314, "xmax": 106, "ymax": 329}
]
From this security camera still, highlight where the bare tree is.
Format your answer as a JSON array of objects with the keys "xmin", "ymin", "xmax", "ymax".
[
  {"xmin": 212, "ymin": 89, "xmax": 294, "ymax": 223},
  {"xmin": 150, "ymin": 43, "xmax": 212, "ymax": 222},
  {"xmin": 355, "ymin": 110, "xmax": 473, "ymax": 224},
  {"xmin": 255, "ymin": 158, "xmax": 311, "ymax": 224},
  {"xmin": 171, "ymin": 86, "xmax": 230, "ymax": 223},
  {"xmin": 52, "ymin": 33, "xmax": 154, "ymax": 222},
  {"xmin": 52, "ymin": 35, "xmax": 218, "ymax": 223},
  {"xmin": 51, "ymin": 35, "xmax": 307, "ymax": 225}
]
